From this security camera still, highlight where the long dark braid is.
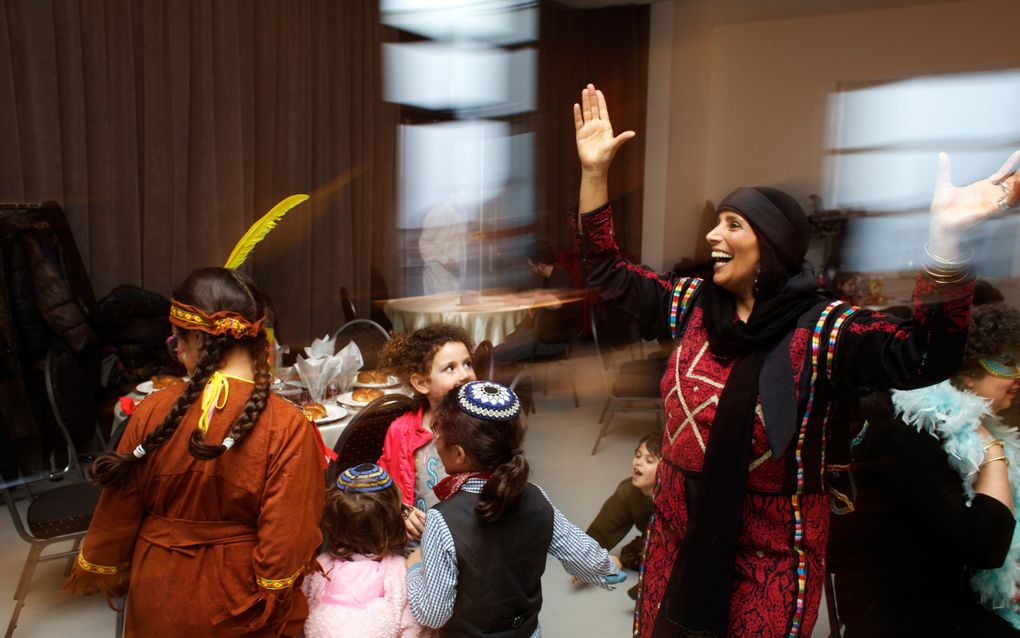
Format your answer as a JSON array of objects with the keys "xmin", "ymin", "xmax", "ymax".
[
  {"xmin": 91, "ymin": 267, "xmax": 275, "ymax": 487},
  {"xmin": 189, "ymin": 335, "xmax": 272, "ymax": 459},
  {"xmin": 91, "ymin": 336, "xmax": 235, "ymax": 487}
]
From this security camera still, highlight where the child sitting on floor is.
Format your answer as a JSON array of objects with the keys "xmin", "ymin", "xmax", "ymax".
[
  {"xmin": 587, "ymin": 433, "xmax": 661, "ymax": 568},
  {"xmin": 302, "ymin": 463, "xmax": 432, "ymax": 638},
  {"xmin": 406, "ymin": 381, "xmax": 625, "ymax": 636},
  {"xmin": 377, "ymin": 320, "xmax": 475, "ymax": 538},
  {"xmin": 377, "ymin": 323, "xmax": 476, "ymax": 541},
  {"xmin": 582, "ymin": 432, "xmax": 661, "ymax": 599}
]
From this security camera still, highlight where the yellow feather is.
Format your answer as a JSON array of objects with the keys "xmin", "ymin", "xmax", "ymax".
[{"xmin": 223, "ymin": 194, "xmax": 310, "ymax": 270}]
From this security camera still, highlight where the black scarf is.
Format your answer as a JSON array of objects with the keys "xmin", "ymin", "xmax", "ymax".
[{"xmin": 653, "ymin": 268, "xmax": 822, "ymax": 637}]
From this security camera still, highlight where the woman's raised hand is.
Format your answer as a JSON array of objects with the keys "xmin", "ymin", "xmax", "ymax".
[
  {"xmin": 929, "ymin": 151, "xmax": 1020, "ymax": 259},
  {"xmin": 574, "ymin": 83, "xmax": 635, "ymax": 174}
]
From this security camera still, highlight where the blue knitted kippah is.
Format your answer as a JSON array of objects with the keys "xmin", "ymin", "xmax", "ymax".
[
  {"xmin": 457, "ymin": 381, "xmax": 520, "ymax": 422},
  {"xmin": 336, "ymin": 463, "xmax": 393, "ymax": 492}
]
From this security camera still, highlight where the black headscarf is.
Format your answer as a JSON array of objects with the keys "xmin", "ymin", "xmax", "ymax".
[{"xmin": 654, "ymin": 187, "xmax": 824, "ymax": 637}]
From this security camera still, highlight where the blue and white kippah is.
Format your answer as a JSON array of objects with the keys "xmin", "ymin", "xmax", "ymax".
[
  {"xmin": 336, "ymin": 463, "xmax": 393, "ymax": 492},
  {"xmin": 457, "ymin": 381, "xmax": 520, "ymax": 422}
]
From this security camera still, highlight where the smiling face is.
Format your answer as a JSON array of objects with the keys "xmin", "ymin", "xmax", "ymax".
[
  {"xmin": 705, "ymin": 211, "xmax": 761, "ymax": 298},
  {"xmin": 410, "ymin": 341, "xmax": 476, "ymax": 412},
  {"xmin": 961, "ymin": 372, "xmax": 1020, "ymax": 413},
  {"xmin": 631, "ymin": 442, "xmax": 660, "ymax": 495}
]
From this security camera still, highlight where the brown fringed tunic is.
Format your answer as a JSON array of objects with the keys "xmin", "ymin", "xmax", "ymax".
[{"xmin": 64, "ymin": 378, "xmax": 324, "ymax": 637}]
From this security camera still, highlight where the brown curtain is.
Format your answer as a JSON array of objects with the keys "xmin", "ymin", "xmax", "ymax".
[
  {"xmin": 0, "ymin": 0, "xmax": 397, "ymax": 347},
  {"xmin": 537, "ymin": 2, "xmax": 649, "ymax": 260}
]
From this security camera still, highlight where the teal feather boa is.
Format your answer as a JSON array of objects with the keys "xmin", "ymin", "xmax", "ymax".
[{"xmin": 892, "ymin": 381, "xmax": 1020, "ymax": 628}]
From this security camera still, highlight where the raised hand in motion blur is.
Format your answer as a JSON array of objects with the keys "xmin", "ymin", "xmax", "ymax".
[{"xmin": 929, "ymin": 150, "xmax": 1020, "ymax": 260}]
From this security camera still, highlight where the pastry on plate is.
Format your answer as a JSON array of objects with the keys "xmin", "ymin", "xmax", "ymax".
[
  {"xmin": 302, "ymin": 402, "xmax": 328, "ymax": 420},
  {"xmin": 351, "ymin": 387, "xmax": 384, "ymax": 403},
  {"xmin": 356, "ymin": 370, "xmax": 389, "ymax": 384},
  {"xmin": 151, "ymin": 375, "xmax": 180, "ymax": 390}
]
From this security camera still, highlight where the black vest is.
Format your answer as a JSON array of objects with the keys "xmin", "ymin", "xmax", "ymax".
[{"xmin": 435, "ymin": 483, "xmax": 555, "ymax": 637}]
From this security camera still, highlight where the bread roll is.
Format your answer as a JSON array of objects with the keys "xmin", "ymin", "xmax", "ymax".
[
  {"xmin": 151, "ymin": 375, "xmax": 179, "ymax": 390},
  {"xmin": 351, "ymin": 388, "xmax": 384, "ymax": 403},
  {"xmin": 302, "ymin": 402, "xmax": 327, "ymax": 420}
]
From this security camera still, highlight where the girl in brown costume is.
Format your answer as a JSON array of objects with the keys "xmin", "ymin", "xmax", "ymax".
[{"xmin": 65, "ymin": 267, "xmax": 324, "ymax": 637}]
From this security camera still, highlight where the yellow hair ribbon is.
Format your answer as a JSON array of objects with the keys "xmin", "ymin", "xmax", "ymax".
[{"xmin": 198, "ymin": 372, "xmax": 231, "ymax": 435}]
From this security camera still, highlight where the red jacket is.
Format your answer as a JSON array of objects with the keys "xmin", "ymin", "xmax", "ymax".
[{"xmin": 377, "ymin": 405, "xmax": 431, "ymax": 507}]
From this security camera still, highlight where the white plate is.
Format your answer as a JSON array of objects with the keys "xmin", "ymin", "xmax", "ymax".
[
  {"xmin": 353, "ymin": 374, "xmax": 400, "ymax": 389},
  {"xmin": 316, "ymin": 403, "xmax": 350, "ymax": 425},
  {"xmin": 337, "ymin": 390, "xmax": 386, "ymax": 408},
  {"xmin": 135, "ymin": 380, "xmax": 156, "ymax": 394}
]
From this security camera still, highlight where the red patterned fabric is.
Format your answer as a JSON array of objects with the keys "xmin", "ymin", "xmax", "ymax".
[
  {"xmin": 638, "ymin": 311, "xmax": 824, "ymax": 637},
  {"xmin": 574, "ymin": 204, "xmax": 975, "ymax": 637}
]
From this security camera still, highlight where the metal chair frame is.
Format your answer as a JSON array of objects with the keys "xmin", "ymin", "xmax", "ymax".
[
  {"xmin": 4, "ymin": 346, "xmax": 103, "ymax": 637},
  {"xmin": 589, "ymin": 311, "xmax": 663, "ymax": 455},
  {"xmin": 524, "ymin": 332, "xmax": 579, "ymax": 409},
  {"xmin": 332, "ymin": 319, "xmax": 391, "ymax": 370}
]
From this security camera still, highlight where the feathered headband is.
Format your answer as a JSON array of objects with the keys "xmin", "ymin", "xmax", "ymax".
[
  {"xmin": 167, "ymin": 194, "xmax": 309, "ymax": 339},
  {"xmin": 169, "ymin": 301, "xmax": 266, "ymax": 339}
]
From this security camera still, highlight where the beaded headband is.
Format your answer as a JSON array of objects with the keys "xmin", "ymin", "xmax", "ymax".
[
  {"xmin": 169, "ymin": 300, "xmax": 265, "ymax": 339},
  {"xmin": 979, "ymin": 353, "xmax": 1020, "ymax": 379},
  {"xmin": 335, "ymin": 463, "xmax": 394, "ymax": 492},
  {"xmin": 457, "ymin": 381, "xmax": 520, "ymax": 422}
]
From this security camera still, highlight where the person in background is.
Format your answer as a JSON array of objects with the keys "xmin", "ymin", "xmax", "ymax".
[
  {"xmin": 492, "ymin": 240, "xmax": 578, "ymax": 381},
  {"xmin": 64, "ymin": 267, "xmax": 324, "ymax": 637},
  {"xmin": 420, "ymin": 202, "xmax": 467, "ymax": 295},
  {"xmin": 831, "ymin": 302, "xmax": 1020, "ymax": 636}
]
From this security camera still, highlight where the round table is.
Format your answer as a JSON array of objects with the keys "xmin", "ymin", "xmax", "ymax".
[{"xmin": 383, "ymin": 290, "xmax": 563, "ymax": 346}]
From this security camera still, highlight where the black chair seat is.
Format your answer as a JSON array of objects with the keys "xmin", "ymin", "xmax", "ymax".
[{"xmin": 26, "ymin": 482, "xmax": 101, "ymax": 539}]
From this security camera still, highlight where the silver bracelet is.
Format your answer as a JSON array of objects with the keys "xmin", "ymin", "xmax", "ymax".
[{"xmin": 923, "ymin": 242, "xmax": 970, "ymax": 268}]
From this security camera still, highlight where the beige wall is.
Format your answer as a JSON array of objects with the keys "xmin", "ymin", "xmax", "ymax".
[{"xmin": 643, "ymin": 0, "xmax": 1020, "ymax": 271}]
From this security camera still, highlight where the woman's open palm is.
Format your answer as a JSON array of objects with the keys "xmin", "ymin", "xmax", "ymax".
[
  {"xmin": 574, "ymin": 83, "xmax": 635, "ymax": 173},
  {"xmin": 931, "ymin": 151, "xmax": 1020, "ymax": 235}
]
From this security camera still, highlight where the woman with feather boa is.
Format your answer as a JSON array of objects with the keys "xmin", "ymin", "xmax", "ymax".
[{"xmin": 831, "ymin": 302, "xmax": 1020, "ymax": 637}]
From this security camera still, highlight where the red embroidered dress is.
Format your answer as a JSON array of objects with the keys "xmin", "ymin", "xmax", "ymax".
[
  {"xmin": 574, "ymin": 205, "xmax": 974, "ymax": 638},
  {"xmin": 64, "ymin": 379, "xmax": 325, "ymax": 637}
]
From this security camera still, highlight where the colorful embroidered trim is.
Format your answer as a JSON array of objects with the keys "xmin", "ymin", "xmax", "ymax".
[
  {"xmin": 76, "ymin": 551, "xmax": 123, "ymax": 576},
  {"xmin": 256, "ymin": 567, "xmax": 302, "ymax": 590},
  {"xmin": 788, "ymin": 300, "xmax": 843, "ymax": 638},
  {"xmin": 818, "ymin": 305, "xmax": 858, "ymax": 487},
  {"xmin": 669, "ymin": 278, "xmax": 702, "ymax": 340},
  {"xmin": 169, "ymin": 300, "xmax": 266, "ymax": 339}
]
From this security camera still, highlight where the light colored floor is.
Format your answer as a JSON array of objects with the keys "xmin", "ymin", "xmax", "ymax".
[{"xmin": 0, "ymin": 341, "xmax": 832, "ymax": 637}]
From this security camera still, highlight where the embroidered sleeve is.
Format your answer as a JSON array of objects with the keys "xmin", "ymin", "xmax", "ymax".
[
  {"xmin": 76, "ymin": 552, "xmax": 127, "ymax": 576},
  {"xmin": 252, "ymin": 407, "xmax": 325, "ymax": 593},
  {"xmin": 832, "ymin": 271, "xmax": 974, "ymax": 390},
  {"xmin": 569, "ymin": 204, "xmax": 683, "ymax": 342},
  {"xmin": 255, "ymin": 567, "xmax": 303, "ymax": 591},
  {"xmin": 64, "ymin": 398, "xmax": 158, "ymax": 596}
]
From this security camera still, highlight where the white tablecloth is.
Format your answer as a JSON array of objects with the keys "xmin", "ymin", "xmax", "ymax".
[{"xmin": 383, "ymin": 290, "xmax": 562, "ymax": 346}]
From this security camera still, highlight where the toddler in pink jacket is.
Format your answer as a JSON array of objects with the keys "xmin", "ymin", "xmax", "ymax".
[{"xmin": 302, "ymin": 464, "xmax": 433, "ymax": 638}]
